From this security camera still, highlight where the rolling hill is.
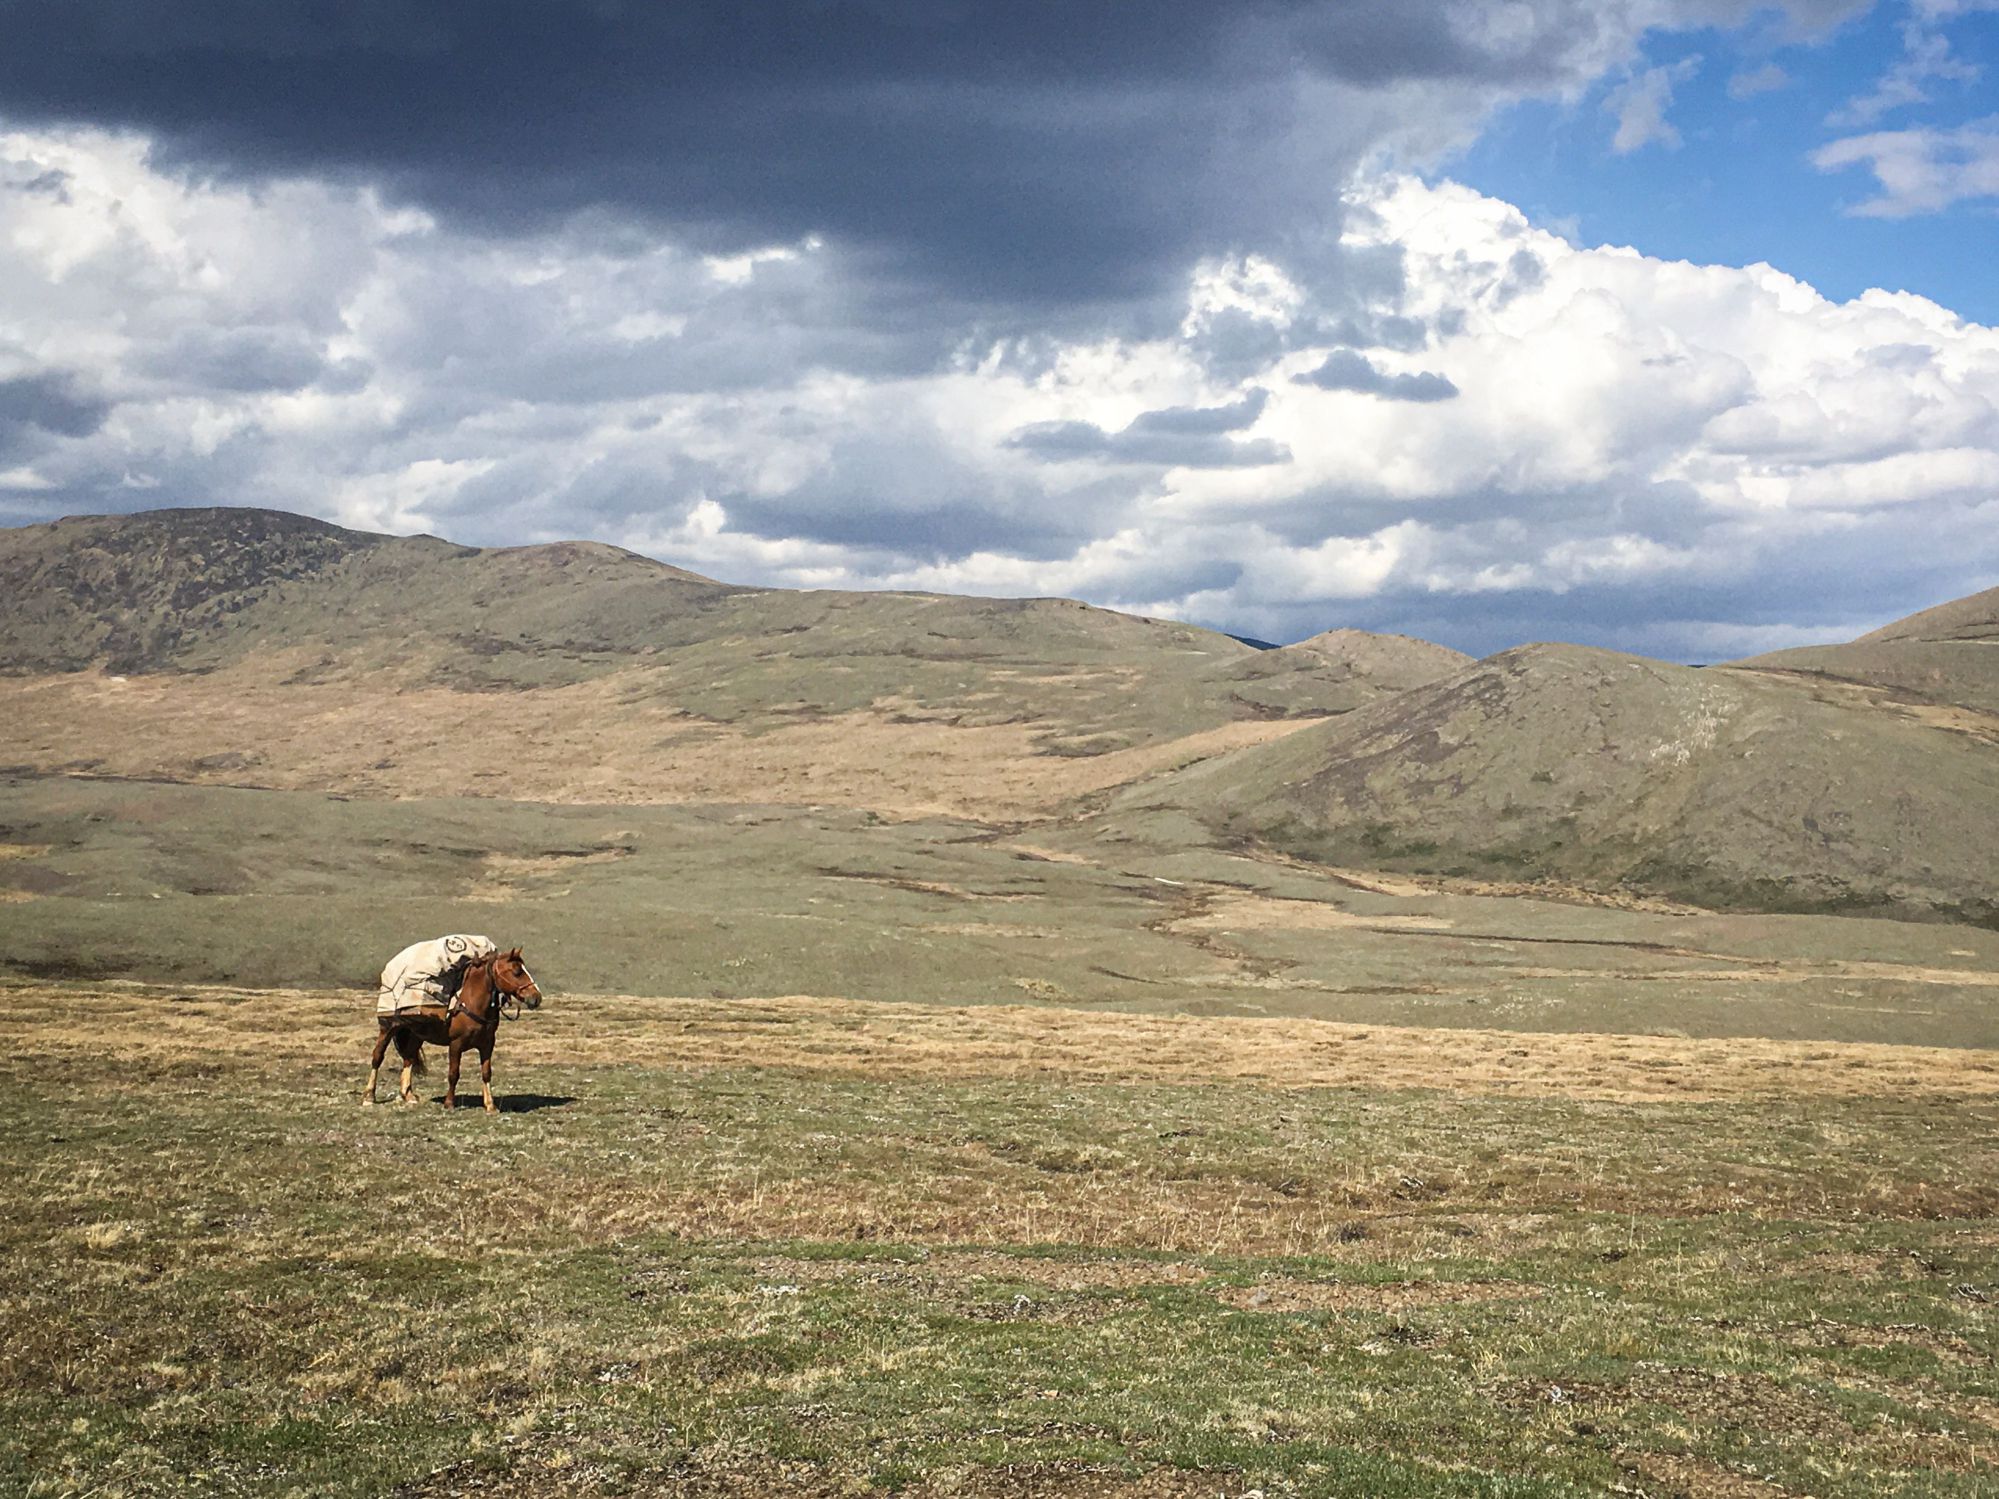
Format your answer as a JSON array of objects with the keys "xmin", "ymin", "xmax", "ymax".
[
  {"xmin": 1212, "ymin": 627, "xmax": 1473, "ymax": 717},
  {"xmin": 3, "ymin": 506, "xmax": 1993, "ymax": 932},
  {"xmin": 1738, "ymin": 583, "xmax": 1999, "ymax": 715},
  {"xmin": 0, "ymin": 506, "xmax": 1464, "ymax": 817},
  {"xmin": 1119, "ymin": 639, "xmax": 1999, "ymax": 923}
]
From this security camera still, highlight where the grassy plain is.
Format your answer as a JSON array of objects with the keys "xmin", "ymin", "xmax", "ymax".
[
  {"xmin": 3, "ymin": 985, "xmax": 1995, "ymax": 1497},
  {"xmin": 4, "ymin": 514, "xmax": 1996, "ymax": 1494},
  {"xmin": 7, "ymin": 775, "xmax": 1999, "ymax": 1046}
]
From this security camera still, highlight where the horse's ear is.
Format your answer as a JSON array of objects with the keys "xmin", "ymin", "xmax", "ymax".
[{"xmin": 509, "ymin": 947, "xmax": 522, "ymax": 960}]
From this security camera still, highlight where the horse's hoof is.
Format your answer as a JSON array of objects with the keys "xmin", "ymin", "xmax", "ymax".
[
  {"xmin": 361, "ymin": 1097, "xmax": 376, "ymax": 1108},
  {"xmin": 484, "ymin": 1102, "xmax": 498, "ymax": 1114}
]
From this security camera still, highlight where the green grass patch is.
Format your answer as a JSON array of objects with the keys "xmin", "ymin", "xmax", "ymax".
[{"xmin": 2, "ymin": 1006, "xmax": 1995, "ymax": 1495}]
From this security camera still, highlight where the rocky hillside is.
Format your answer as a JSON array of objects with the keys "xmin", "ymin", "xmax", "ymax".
[
  {"xmin": 0, "ymin": 506, "xmax": 728, "ymax": 677},
  {"xmin": 1127, "ymin": 641, "xmax": 1999, "ymax": 923}
]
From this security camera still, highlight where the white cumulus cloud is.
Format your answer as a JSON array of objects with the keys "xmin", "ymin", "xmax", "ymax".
[{"xmin": 0, "ymin": 123, "xmax": 1994, "ymax": 660}]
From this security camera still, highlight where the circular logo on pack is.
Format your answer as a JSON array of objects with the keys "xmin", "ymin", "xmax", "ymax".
[{"xmin": 444, "ymin": 936, "xmax": 469, "ymax": 956}]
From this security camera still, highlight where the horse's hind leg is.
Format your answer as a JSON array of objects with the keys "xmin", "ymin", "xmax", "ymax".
[
  {"xmin": 395, "ymin": 1030, "xmax": 424, "ymax": 1104},
  {"xmin": 363, "ymin": 1023, "xmax": 393, "ymax": 1106}
]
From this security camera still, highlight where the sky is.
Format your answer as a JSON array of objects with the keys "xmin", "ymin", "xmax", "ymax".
[{"xmin": 0, "ymin": 0, "xmax": 1994, "ymax": 659}]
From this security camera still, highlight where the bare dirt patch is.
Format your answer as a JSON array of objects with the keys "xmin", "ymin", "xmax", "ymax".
[
  {"xmin": 1770, "ymin": 669, "xmax": 1999, "ymax": 747},
  {"xmin": 1506, "ymin": 960, "xmax": 1999, "ymax": 989},
  {"xmin": 816, "ymin": 869, "xmax": 1033, "ymax": 902}
]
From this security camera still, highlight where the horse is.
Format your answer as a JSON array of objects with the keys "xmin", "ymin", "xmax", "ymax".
[{"xmin": 363, "ymin": 948, "xmax": 543, "ymax": 1110}]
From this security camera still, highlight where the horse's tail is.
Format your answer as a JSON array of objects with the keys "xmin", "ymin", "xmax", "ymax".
[{"xmin": 392, "ymin": 1027, "xmax": 428, "ymax": 1077}]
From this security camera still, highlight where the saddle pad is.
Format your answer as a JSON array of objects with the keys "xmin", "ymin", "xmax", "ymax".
[{"xmin": 376, "ymin": 934, "xmax": 497, "ymax": 1015}]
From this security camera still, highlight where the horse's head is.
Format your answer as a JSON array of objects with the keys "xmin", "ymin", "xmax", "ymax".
[{"xmin": 492, "ymin": 947, "xmax": 543, "ymax": 1010}]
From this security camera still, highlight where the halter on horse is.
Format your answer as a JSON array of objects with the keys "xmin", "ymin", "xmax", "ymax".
[{"xmin": 454, "ymin": 952, "xmax": 544, "ymax": 1023}]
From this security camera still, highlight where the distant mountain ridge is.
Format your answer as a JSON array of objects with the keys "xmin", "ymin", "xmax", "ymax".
[
  {"xmin": 0, "ymin": 506, "xmax": 724, "ymax": 676},
  {"xmin": 0, "ymin": 506, "xmax": 1475, "ymax": 814}
]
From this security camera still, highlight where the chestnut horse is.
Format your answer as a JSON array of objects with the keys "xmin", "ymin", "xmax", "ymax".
[{"xmin": 363, "ymin": 949, "xmax": 543, "ymax": 1110}]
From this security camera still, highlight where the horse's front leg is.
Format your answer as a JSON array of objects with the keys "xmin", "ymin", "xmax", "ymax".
[
  {"xmin": 479, "ymin": 1037, "xmax": 497, "ymax": 1113},
  {"xmin": 363, "ymin": 1024, "xmax": 392, "ymax": 1106},
  {"xmin": 446, "ymin": 1034, "xmax": 465, "ymax": 1110}
]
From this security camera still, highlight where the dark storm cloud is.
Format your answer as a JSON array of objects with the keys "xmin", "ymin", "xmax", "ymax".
[
  {"xmin": 1324, "ymin": 313, "xmax": 1430, "ymax": 351},
  {"xmin": 138, "ymin": 327, "xmax": 329, "ymax": 394},
  {"xmin": 1005, "ymin": 417, "xmax": 1291, "ymax": 469},
  {"xmin": 1240, "ymin": 477, "xmax": 1720, "ymax": 552},
  {"xmin": 1299, "ymin": 552, "xmax": 1969, "ymax": 663},
  {"xmin": 990, "ymin": 386, "xmax": 1290, "ymax": 471},
  {"xmin": 1187, "ymin": 311, "xmax": 1295, "ymax": 383},
  {"xmin": 0, "ymin": 373, "xmax": 111, "ymax": 440},
  {"xmin": 724, "ymin": 497, "xmax": 1073, "ymax": 563},
  {"xmin": 724, "ymin": 466, "xmax": 1142, "ymax": 563},
  {"xmin": 1126, "ymin": 390, "xmax": 1269, "ymax": 436},
  {"xmin": 1003, "ymin": 389, "xmax": 1291, "ymax": 468},
  {"xmin": 0, "ymin": 0, "xmax": 1809, "ymax": 315},
  {"xmin": 1295, "ymin": 349, "xmax": 1458, "ymax": 401},
  {"xmin": 3, "ymin": 0, "xmax": 1940, "ymax": 671}
]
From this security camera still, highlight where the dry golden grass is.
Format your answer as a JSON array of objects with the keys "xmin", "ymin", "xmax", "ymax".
[
  {"xmin": 14, "ymin": 983, "xmax": 1998, "ymax": 1105},
  {"xmin": 0, "ymin": 664, "xmax": 1315, "ymax": 820}
]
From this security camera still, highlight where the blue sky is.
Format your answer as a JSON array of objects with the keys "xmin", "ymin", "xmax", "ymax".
[{"xmin": 1453, "ymin": 2, "xmax": 1999, "ymax": 321}]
